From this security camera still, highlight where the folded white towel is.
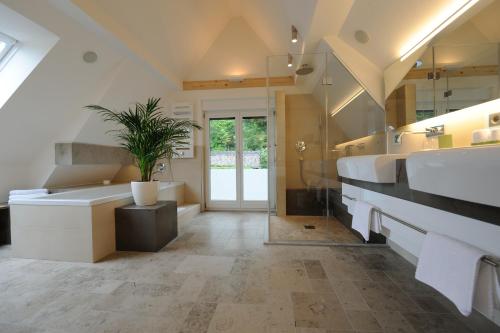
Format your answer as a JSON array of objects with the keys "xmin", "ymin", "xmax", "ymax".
[
  {"xmin": 416, "ymin": 232, "xmax": 486, "ymax": 316},
  {"xmin": 372, "ymin": 209, "xmax": 382, "ymax": 234},
  {"xmin": 351, "ymin": 200, "xmax": 381, "ymax": 241},
  {"xmin": 473, "ymin": 261, "xmax": 500, "ymax": 321},
  {"xmin": 8, "ymin": 193, "xmax": 47, "ymax": 201},
  {"xmin": 9, "ymin": 189, "xmax": 48, "ymax": 195}
]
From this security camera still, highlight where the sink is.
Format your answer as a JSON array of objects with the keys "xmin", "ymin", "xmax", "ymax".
[
  {"xmin": 406, "ymin": 145, "xmax": 500, "ymax": 207},
  {"xmin": 337, "ymin": 154, "xmax": 408, "ymax": 183}
]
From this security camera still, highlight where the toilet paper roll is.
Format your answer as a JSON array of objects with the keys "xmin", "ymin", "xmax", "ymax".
[
  {"xmin": 472, "ymin": 128, "xmax": 492, "ymax": 144},
  {"xmin": 490, "ymin": 127, "xmax": 500, "ymax": 142}
]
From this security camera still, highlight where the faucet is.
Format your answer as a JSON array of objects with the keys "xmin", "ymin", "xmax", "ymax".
[
  {"xmin": 345, "ymin": 144, "xmax": 355, "ymax": 156},
  {"xmin": 395, "ymin": 125, "xmax": 445, "ymax": 144},
  {"xmin": 394, "ymin": 131, "xmax": 427, "ymax": 144}
]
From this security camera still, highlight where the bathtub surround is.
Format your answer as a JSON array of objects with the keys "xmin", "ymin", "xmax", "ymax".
[
  {"xmin": 55, "ymin": 142, "xmax": 134, "ymax": 166},
  {"xmin": 9, "ymin": 182, "xmax": 184, "ymax": 262}
]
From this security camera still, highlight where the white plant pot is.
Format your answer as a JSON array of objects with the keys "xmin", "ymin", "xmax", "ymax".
[{"xmin": 131, "ymin": 181, "xmax": 159, "ymax": 206}]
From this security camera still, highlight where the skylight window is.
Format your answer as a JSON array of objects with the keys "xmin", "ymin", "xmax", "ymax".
[{"xmin": 0, "ymin": 31, "xmax": 17, "ymax": 68}]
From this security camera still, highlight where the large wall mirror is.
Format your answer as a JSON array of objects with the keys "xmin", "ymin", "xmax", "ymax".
[{"xmin": 385, "ymin": 0, "xmax": 500, "ymax": 128}]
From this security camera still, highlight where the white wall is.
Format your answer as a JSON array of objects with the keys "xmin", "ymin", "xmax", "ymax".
[
  {"xmin": 0, "ymin": 0, "xmax": 311, "ymax": 204},
  {"xmin": 0, "ymin": 0, "xmax": 172, "ymax": 201},
  {"xmin": 164, "ymin": 86, "xmax": 304, "ymax": 206}
]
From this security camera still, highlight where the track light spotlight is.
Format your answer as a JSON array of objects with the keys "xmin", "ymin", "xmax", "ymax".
[{"xmin": 291, "ymin": 25, "xmax": 298, "ymax": 43}]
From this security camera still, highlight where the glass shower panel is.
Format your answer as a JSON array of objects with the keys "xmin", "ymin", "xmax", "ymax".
[
  {"xmin": 326, "ymin": 52, "xmax": 386, "ymax": 243},
  {"xmin": 267, "ymin": 52, "xmax": 367, "ymax": 243},
  {"xmin": 266, "ymin": 51, "xmax": 387, "ymax": 244}
]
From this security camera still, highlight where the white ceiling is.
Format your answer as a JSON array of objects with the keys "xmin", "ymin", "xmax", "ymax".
[
  {"xmin": 338, "ymin": 0, "xmax": 474, "ymax": 69},
  {"xmin": 72, "ymin": 0, "xmax": 232, "ymax": 82},
  {"xmin": 71, "ymin": 0, "xmax": 345, "ymax": 86},
  {"xmin": 186, "ymin": 17, "xmax": 272, "ymax": 80},
  {"xmin": 71, "ymin": 0, "xmax": 498, "ymax": 87}
]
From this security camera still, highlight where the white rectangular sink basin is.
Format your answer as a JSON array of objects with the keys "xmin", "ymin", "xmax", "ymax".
[
  {"xmin": 406, "ymin": 145, "xmax": 500, "ymax": 207},
  {"xmin": 337, "ymin": 154, "xmax": 408, "ymax": 183}
]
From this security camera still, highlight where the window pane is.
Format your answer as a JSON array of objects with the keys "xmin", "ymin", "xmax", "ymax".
[
  {"xmin": 209, "ymin": 118, "xmax": 237, "ymax": 201},
  {"xmin": 242, "ymin": 116, "xmax": 268, "ymax": 201},
  {"xmin": 0, "ymin": 42, "xmax": 6, "ymax": 53}
]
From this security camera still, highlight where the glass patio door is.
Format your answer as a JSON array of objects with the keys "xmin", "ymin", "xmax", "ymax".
[{"xmin": 206, "ymin": 110, "xmax": 268, "ymax": 210}]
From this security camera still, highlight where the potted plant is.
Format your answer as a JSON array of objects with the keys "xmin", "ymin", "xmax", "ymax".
[{"xmin": 85, "ymin": 97, "xmax": 200, "ymax": 206}]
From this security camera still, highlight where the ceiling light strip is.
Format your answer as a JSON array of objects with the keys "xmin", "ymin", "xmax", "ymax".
[
  {"xmin": 399, "ymin": 0, "xmax": 479, "ymax": 61},
  {"xmin": 330, "ymin": 88, "xmax": 365, "ymax": 117}
]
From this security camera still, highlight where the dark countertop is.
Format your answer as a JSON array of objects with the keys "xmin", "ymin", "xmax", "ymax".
[{"xmin": 340, "ymin": 159, "xmax": 500, "ymax": 226}]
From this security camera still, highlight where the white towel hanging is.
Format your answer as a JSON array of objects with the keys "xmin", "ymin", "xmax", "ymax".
[
  {"xmin": 351, "ymin": 200, "xmax": 381, "ymax": 241},
  {"xmin": 416, "ymin": 232, "xmax": 487, "ymax": 316}
]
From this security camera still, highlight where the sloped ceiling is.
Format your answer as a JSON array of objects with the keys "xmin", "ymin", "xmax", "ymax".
[
  {"xmin": 338, "ymin": 0, "xmax": 490, "ymax": 69},
  {"xmin": 71, "ymin": 0, "xmax": 489, "ymax": 87},
  {"xmin": 71, "ymin": 0, "xmax": 326, "ymax": 85},
  {"xmin": 72, "ymin": 0, "xmax": 232, "ymax": 87},
  {"xmin": 224, "ymin": 0, "xmax": 318, "ymax": 55},
  {"xmin": 186, "ymin": 17, "xmax": 272, "ymax": 80},
  {"xmin": 469, "ymin": 0, "xmax": 500, "ymax": 41}
]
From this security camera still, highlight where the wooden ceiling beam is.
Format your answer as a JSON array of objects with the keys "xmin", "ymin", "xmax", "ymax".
[
  {"xmin": 183, "ymin": 76, "xmax": 295, "ymax": 90},
  {"xmin": 404, "ymin": 65, "xmax": 499, "ymax": 80}
]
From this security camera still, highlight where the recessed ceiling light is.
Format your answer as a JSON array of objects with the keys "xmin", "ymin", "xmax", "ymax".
[
  {"xmin": 291, "ymin": 25, "xmax": 298, "ymax": 43},
  {"xmin": 354, "ymin": 30, "xmax": 369, "ymax": 44},
  {"xmin": 415, "ymin": 60, "xmax": 423, "ymax": 68},
  {"xmin": 83, "ymin": 51, "xmax": 98, "ymax": 63},
  {"xmin": 287, "ymin": 53, "xmax": 293, "ymax": 67}
]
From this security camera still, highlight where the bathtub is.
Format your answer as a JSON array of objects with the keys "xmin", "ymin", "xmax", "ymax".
[{"xmin": 10, "ymin": 182, "xmax": 184, "ymax": 262}]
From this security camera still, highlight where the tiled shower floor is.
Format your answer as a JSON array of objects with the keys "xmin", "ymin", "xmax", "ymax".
[
  {"xmin": 0, "ymin": 212, "xmax": 496, "ymax": 332},
  {"xmin": 270, "ymin": 215, "xmax": 363, "ymax": 243}
]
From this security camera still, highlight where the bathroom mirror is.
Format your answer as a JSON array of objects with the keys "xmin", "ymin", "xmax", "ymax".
[{"xmin": 384, "ymin": 0, "xmax": 500, "ymax": 128}]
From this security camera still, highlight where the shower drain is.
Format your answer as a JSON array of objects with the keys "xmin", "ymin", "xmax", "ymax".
[{"xmin": 304, "ymin": 225, "xmax": 316, "ymax": 229}]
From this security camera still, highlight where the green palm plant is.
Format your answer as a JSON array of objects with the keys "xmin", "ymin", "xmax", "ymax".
[{"xmin": 85, "ymin": 97, "xmax": 201, "ymax": 182}]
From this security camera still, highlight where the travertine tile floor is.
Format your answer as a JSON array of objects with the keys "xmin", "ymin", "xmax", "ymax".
[
  {"xmin": 269, "ymin": 215, "xmax": 362, "ymax": 243},
  {"xmin": 0, "ymin": 212, "xmax": 497, "ymax": 332}
]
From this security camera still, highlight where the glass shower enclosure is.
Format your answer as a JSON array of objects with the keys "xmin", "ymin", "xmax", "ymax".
[{"xmin": 266, "ymin": 51, "xmax": 386, "ymax": 244}]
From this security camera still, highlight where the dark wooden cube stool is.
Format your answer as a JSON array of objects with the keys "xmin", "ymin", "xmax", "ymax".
[
  {"xmin": 115, "ymin": 201, "xmax": 177, "ymax": 252},
  {"xmin": 0, "ymin": 205, "xmax": 10, "ymax": 245}
]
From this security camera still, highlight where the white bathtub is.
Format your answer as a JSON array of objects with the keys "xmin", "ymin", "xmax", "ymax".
[
  {"xmin": 9, "ymin": 182, "xmax": 184, "ymax": 206},
  {"xmin": 10, "ymin": 182, "xmax": 184, "ymax": 262}
]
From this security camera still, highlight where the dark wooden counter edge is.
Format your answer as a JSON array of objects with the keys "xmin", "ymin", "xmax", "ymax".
[{"xmin": 339, "ymin": 159, "xmax": 500, "ymax": 226}]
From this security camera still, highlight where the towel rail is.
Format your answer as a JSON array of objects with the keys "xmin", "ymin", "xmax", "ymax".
[{"xmin": 341, "ymin": 194, "xmax": 498, "ymax": 267}]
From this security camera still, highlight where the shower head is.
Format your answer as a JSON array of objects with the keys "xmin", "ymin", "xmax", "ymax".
[
  {"xmin": 295, "ymin": 140, "xmax": 307, "ymax": 153},
  {"xmin": 296, "ymin": 64, "xmax": 314, "ymax": 75}
]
